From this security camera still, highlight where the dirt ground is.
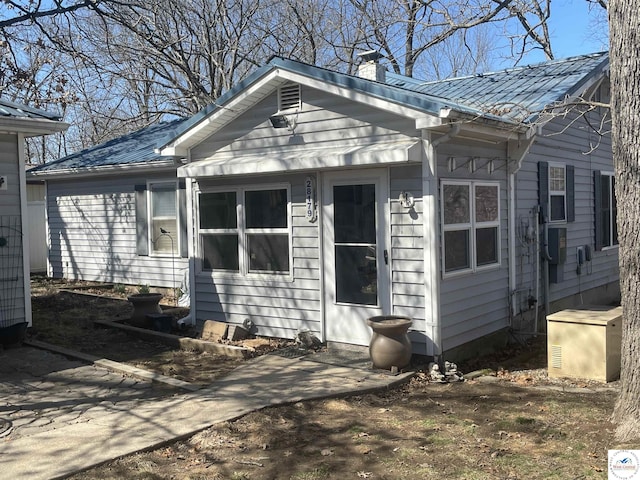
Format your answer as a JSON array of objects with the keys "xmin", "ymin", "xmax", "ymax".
[
  {"xmin": 29, "ymin": 278, "xmax": 288, "ymax": 385},
  {"xmin": 29, "ymin": 278, "xmax": 627, "ymax": 479}
]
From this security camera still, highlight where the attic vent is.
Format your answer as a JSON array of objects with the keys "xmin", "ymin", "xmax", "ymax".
[{"xmin": 278, "ymin": 84, "xmax": 301, "ymax": 111}]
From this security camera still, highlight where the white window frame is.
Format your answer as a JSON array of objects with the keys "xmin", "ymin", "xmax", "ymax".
[
  {"xmin": 600, "ymin": 171, "xmax": 618, "ymax": 249},
  {"xmin": 197, "ymin": 183, "xmax": 292, "ymax": 277},
  {"xmin": 548, "ymin": 163, "xmax": 567, "ymax": 223},
  {"xmin": 441, "ymin": 180, "xmax": 501, "ymax": 277},
  {"xmin": 147, "ymin": 181, "xmax": 179, "ymax": 257}
]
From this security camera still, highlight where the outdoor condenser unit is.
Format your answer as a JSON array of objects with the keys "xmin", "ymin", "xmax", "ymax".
[{"xmin": 547, "ymin": 305, "xmax": 622, "ymax": 382}]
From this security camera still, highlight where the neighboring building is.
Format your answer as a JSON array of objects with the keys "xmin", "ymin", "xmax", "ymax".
[
  {"xmin": 28, "ymin": 120, "xmax": 191, "ymax": 290},
  {"xmin": 0, "ymin": 99, "xmax": 67, "ymax": 329},
  {"xmin": 31, "ymin": 52, "xmax": 616, "ymax": 361}
]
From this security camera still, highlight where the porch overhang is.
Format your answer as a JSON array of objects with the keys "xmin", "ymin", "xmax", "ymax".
[{"xmin": 177, "ymin": 141, "xmax": 421, "ymax": 178}]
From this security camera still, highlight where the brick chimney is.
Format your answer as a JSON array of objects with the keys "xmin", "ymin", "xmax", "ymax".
[{"xmin": 357, "ymin": 50, "xmax": 386, "ymax": 83}]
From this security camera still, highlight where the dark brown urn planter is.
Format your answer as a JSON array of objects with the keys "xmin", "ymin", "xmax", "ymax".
[
  {"xmin": 366, "ymin": 315, "xmax": 412, "ymax": 370},
  {"xmin": 128, "ymin": 293, "xmax": 163, "ymax": 328}
]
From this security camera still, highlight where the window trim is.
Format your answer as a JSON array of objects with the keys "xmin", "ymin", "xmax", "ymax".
[
  {"xmin": 441, "ymin": 180, "xmax": 501, "ymax": 277},
  {"xmin": 196, "ymin": 183, "xmax": 293, "ymax": 278},
  {"xmin": 147, "ymin": 180, "xmax": 180, "ymax": 257},
  {"xmin": 596, "ymin": 170, "xmax": 619, "ymax": 251}
]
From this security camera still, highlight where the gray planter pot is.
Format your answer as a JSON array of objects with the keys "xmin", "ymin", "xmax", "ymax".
[
  {"xmin": 366, "ymin": 315, "xmax": 412, "ymax": 370},
  {"xmin": 128, "ymin": 293, "xmax": 163, "ymax": 328}
]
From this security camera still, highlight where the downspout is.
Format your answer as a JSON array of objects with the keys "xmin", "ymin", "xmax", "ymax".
[
  {"xmin": 423, "ymin": 124, "xmax": 460, "ymax": 361},
  {"xmin": 507, "ymin": 129, "xmax": 537, "ymax": 326},
  {"xmin": 432, "ymin": 124, "xmax": 461, "ymax": 148}
]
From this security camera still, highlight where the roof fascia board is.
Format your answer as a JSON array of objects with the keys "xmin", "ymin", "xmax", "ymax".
[
  {"xmin": 276, "ymin": 69, "xmax": 437, "ymax": 121},
  {"xmin": 27, "ymin": 160, "xmax": 178, "ymax": 180},
  {"xmin": 0, "ymin": 117, "xmax": 69, "ymax": 136}
]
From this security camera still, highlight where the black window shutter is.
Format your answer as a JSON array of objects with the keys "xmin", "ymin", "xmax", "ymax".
[
  {"xmin": 178, "ymin": 180, "xmax": 188, "ymax": 258},
  {"xmin": 594, "ymin": 170, "xmax": 604, "ymax": 251},
  {"xmin": 538, "ymin": 161, "xmax": 549, "ymax": 223},
  {"xmin": 566, "ymin": 165, "xmax": 575, "ymax": 222},
  {"xmin": 135, "ymin": 184, "xmax": 149, "ymax": 256}
]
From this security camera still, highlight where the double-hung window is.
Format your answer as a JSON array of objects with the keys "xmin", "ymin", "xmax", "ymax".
[
  {"xmin": 135, "ymin": 181, "xmax": 186, "ymax": 258},
  {"xmin": 198, "ymin": 186, "xmax": 291, "ymax": 275},
  {"xmin": 149, "ymin": 182, "xmax": 178, "ymax": 255},
  {"xmin": 442, "ymin": 181, "xmax": 500, "ymax": 275},
  {"xmin": 595, "ymin": 171, "xmax": 618, "ymax": 250},
  {"xmin": 539, "ymin": 161, "xmax": 574, "ymax": 223},
  {"xmin": 549, "ymin": 164, "xmax": 567, "ymax": 222}
]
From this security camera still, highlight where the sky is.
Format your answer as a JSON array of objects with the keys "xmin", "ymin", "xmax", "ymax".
[{"xmin": 523, "ymin": 1, "xmax": 609, "ymax": 64}]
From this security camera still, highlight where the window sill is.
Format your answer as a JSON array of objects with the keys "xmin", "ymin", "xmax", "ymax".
[
  {"xmin": 149, "ymin": 252, "xmax": 181, "ymax": 259},
  {"xmin": 442, "ymin": 263, "xmax": 501, "ymax": 280},
  {"xmin": 196, "ymin": 270, "xmax": 295, "ymax": 283}
]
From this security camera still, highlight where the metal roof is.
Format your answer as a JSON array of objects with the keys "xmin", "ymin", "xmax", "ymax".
[
  {"xmin": 0, "ymin": 98, "xmax": 62, "ymax": 121},
  {"xmin": 33, "ymin": 52, "xmax": 609, "ymax": 174},
  {"xmin": 385, "ymin": 52, "xmax": 609, "ymax": 123},
  {"xmin": 29, "ymin": 118, "xmax": 188, "ymax": 174}
]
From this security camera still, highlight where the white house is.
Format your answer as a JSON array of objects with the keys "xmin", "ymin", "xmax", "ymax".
[
  {"xmin": 30, "ymin": 52, "xmax": 616, "ymax": 361},
  {"xmin": 0, "ymin": 99, "xmax": 67, "ymax": 338}
]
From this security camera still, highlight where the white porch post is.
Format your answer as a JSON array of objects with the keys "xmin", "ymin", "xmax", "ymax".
[
  {"xmin": 422, "ymin": 130, "xmax": 442, "ymax": 358},
  {"xmin": 17, "ymin": 133, "xmax": 32, "ymax": 326}
]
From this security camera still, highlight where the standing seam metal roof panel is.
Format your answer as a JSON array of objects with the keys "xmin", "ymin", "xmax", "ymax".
[
  {"xmin": 28, "ymin": 118, "xmax": 188, "ymax": 173},
  {"xmin": 385, "ymin": 52, "xmax": 608, "ymax": 122}
]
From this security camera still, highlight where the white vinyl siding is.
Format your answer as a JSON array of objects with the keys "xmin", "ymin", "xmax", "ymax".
[
  {"xmin": 46, "ymin": 175, "xmax": 188, "ymax": 288},
  {"xmin": 436, "ymin": 140, "xmax": 510, "ymax": 352},
  {"xmin": 513, "ymin": 99, "xmax": 618, "ymax": 312},
  {"xmin": 194, "ymin": 174, "xmax": 319, "ymax": 340}
]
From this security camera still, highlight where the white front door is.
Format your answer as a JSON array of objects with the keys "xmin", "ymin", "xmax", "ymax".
[{"xmin": 322, "ymin": 169, "xmax": 390, "ymax": 345}]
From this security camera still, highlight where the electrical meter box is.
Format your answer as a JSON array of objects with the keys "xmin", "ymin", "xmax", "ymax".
[
  {"xmin": 548, "ymin": 227, "xmax": 566, "ymax": 283},
  {"xmin": 547, "ymin": 305, "xmax": 622, "ymax": 382}
]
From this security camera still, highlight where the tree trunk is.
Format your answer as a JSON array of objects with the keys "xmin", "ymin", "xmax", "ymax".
[{"xmin": 610, "ymin": 0, "xmax": 640, "ymax": 443}]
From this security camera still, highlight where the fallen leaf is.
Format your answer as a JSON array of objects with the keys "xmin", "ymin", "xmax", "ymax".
[{"xmin": 321, "ymin": 449, "xmax": 334, "ymax": 456}]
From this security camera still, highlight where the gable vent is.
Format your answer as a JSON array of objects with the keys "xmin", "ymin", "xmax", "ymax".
[{"xmin": 278, "ymin": 84, "xmax": 301, "ymax": 111}]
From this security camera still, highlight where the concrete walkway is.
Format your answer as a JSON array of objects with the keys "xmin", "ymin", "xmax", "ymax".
[{"xmin": 0, "ymin": 345, "xmax": 413, "ymax": 480}]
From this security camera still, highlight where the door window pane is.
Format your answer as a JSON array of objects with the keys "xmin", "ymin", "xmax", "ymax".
[
  {"xmin": 335, "ymin": 245, "xmax": 377, "ymax": 305},
  {"xmin": 334, "ymin": 184, "xmax": 376, "ymax": 244},
  {"xmin": 248, "ymin": 234, "xmax": 289, "ymax": 272},
  {"xmin": 245, "ymin": 189, "xmax": 287, "ymax": 228},
  {"xmin": 200, "ymin": 192, "xmax": 237, "ymax": 229},
  {"xmin": 443, "ymin": 184, "xmax": 470, "ymax": 224},
  {"xmin": 444, "ymin": 229, "xmax": 470, "ymax": 272},
  {"xmin": 202, "ymin": 234, "xmax": 239, "ymax": 271}
]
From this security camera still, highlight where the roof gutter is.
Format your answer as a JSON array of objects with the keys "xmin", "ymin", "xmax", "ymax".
[
  {"xmin": 0, "ymin": 117, "xmax": 69, "ymax": 137},
  {"xmin": 27, "ymin": 159, "xmax": 179, "ymax": 181}
]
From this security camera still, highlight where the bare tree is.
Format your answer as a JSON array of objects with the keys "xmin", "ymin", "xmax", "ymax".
[{"xmin": 609, "ymin": 0, "xmax": 640, "ymax": 443}]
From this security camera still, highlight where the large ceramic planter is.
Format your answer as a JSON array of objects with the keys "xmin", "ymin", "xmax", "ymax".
[
  {"xmin": 366, "ymin": 315, "xmax": 412, "ymax": 370},
  {"xmin": 128, "ymin": 293, "xmax": 163, "ymax": 328}
]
